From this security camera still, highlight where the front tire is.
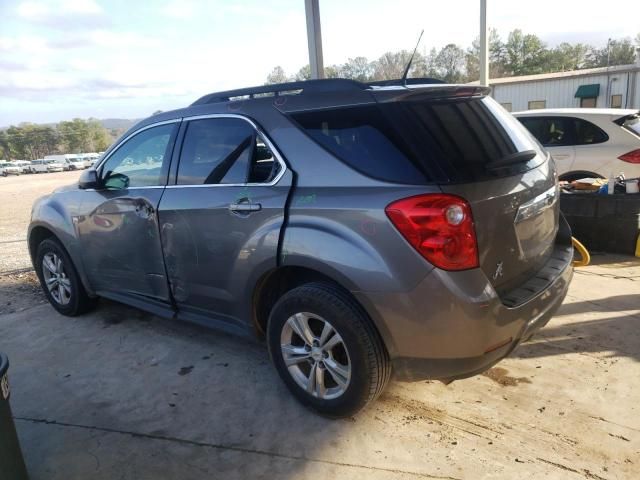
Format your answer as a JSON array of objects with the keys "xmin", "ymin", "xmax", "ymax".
[
  {"xmin": 267, "ymin": 282, "xmax": 390, "ymax": 417},
  {"xmin": 35, "ymin": 238, "xmax": 96, "ymax": 316}
]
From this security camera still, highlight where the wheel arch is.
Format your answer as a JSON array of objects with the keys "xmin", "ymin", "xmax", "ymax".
[{"xmin": 251, "ymin": 265, "xmax": 394, "ymax": 357}]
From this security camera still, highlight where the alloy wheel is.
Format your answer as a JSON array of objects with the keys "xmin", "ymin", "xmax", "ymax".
[
  {"xmin": 42, "ymin": 252, "xmax": 72, "ymax": 305},
  {"xmin": 280, "ymin": 312, "xmax": 351, "ymax": 400}
]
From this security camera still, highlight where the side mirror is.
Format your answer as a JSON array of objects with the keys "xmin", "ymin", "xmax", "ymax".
[{"xmin": 78, "ymin": 169, "xmax": 100, "ymax": 189}]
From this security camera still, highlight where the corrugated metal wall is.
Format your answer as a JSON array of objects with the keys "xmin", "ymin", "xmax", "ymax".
[{"xmin": 492, "ymin": 71, "xmax": 640, "ymax": 112}]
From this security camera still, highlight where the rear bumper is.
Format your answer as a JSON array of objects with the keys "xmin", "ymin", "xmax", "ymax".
[{"xmin": 355, "ymin": 223, "xmax": 573, "ymax": 382}]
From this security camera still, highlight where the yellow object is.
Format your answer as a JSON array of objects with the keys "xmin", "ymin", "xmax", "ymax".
[
  {"xmin": 571, "ymin": 237, "xmax": 590, "ymax": 267},
  {"xmin": 635, "ymin": 234, "xmax": 640, "ymax": 258}
]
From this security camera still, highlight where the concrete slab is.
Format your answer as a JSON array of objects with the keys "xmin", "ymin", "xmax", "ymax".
[{"xmin": 1, "ymin": 257, "xmax": 639, "ymax": 479}]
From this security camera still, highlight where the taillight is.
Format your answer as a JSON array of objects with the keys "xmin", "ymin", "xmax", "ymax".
[
  {"xmin": 385, "ymin": 194, "xmax": 479, "ymax": 271},
  {"xmin": 618, "ymin": 149, "xmax": 640, "ymax": 164}
]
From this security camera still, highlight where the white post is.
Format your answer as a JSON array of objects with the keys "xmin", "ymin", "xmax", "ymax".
[
  {"xmin": 305, "ymin": 0, "xmax": 325, "ymax": 79},
  {"xmin": 479, "ymin": 0, "xmax": 489, "ymax": 86}
]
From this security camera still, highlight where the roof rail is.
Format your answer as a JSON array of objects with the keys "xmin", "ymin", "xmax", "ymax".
[
  {"xmin": 368, "ymin": 77, "xmax": 445, "ymax": 87},
  {"xmin": 191, "ymin": 78, "xmax": 368, "ymax": 106}
]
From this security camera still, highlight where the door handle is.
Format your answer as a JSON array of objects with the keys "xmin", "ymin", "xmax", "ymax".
[{"xmin": 229, "ymin": 202, "xmax": 262, "ymax": 213}]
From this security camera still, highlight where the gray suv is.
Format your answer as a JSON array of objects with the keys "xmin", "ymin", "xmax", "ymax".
[{"xmin": 28, "ymin": 79, "xmax": 573, "ymax": 417}]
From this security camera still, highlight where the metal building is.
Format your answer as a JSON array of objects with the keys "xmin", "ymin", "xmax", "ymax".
[{"xmin": 486, "ymin": 59, "xmax": 640, "ymax": 112}]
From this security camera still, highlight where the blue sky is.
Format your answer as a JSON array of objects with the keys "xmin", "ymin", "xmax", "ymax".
[{"xmin": 1, "ymin": 0, "xmax": 638, "ymax": 125}]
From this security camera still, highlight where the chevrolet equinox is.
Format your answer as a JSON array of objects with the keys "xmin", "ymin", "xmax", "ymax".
[{"xmin": 28, "ymin": 79, "xmax": 573, "ymax": 417}]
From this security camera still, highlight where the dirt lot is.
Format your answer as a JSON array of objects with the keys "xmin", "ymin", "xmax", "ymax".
[{"xmin": 1, "ymin": 172, "xmax": 639, "ymax": 479}]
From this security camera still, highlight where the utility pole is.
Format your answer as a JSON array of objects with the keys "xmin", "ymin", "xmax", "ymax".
[
  {"xmin": 305, "ymin": 0, "xmax": 325, "ymax": 79},
  {"xmin": 479, "ymin": 0, "xmax": 489, "ymax": 86}
]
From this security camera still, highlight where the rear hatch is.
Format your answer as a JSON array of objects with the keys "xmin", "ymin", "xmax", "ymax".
[
  {"xmin": 372, "ymin": 89, "xmax": 559, "ymax": 294},
  {"xmin": 288, "ymin": 85, "xmax": 560, "ymax": 295}
]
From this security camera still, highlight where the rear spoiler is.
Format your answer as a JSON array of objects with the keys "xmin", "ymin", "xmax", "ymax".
[
  {"xmin": 613, "ymin": 111, "xmax": 640, "ymax": 126},
  {"xmin": 371, "ymin": 85, "xmax": 492, "ymax": 103}
]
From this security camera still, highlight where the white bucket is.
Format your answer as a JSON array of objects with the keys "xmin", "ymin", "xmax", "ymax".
[{"xmin": 626, "ymin": 179, "xmax": 639, "ymax": 194}]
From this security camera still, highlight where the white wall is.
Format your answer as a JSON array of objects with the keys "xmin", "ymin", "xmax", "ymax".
[{"xmin": 492, "ymin": 70, "xmax": 640, "ymax": 112}]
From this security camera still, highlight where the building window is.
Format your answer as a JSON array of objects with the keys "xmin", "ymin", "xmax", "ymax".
[
  {"xmin": 580, "ymin": 97, "xmax": 597, "ymax": 108},
  {"xmin": 528, "ymin": 100, "xmax": 546, "ymax": 110},
  {"xmin": 500, "ymin": 102, "xmax": 512, "ymax": 112},
  {"xmin": 611, "ymin": 94, "xmax": 623, "ymax": 108}
]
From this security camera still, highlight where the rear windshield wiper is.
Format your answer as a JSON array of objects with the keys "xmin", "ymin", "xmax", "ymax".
[{"xmin": 486, "ymin": 150, "xmax": 537, "ymax": 170}]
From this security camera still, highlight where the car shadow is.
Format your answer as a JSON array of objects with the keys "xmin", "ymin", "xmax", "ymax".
[{"xmin": 514, "ymin": 296, "xmax": 640, "ymax": 362}]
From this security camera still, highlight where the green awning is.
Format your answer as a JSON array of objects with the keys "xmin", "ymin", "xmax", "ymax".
[{"xmin": 575, "ymin": 84, "xmax": 600, "ymax": 98}]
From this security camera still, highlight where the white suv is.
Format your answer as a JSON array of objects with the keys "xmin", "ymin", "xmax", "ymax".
[{"xmin": 514, "ymin": 109, "xmax": 640, "ymax": 181}]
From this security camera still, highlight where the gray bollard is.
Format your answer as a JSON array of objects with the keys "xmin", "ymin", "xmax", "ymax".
[{"xmin": 0, "ymin": 353, "xmax": 28, "ymax": 480}]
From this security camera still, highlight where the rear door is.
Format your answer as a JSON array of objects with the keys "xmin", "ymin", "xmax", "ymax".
[
  {"xmin": 76, "ymin": 121, "xmax": 179, "ymax": 300},
  {"xmin": 158, "ymin": 115, "xmax": 291, "ymax": 328},
  {"xmin": 517, "ymin": 115, "xmax": 575, "ymax": 175}
]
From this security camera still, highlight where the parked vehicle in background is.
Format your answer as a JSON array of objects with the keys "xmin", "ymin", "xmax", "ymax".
[
  {"xmin": 45, "ymin": 154, "xmax": 85, "ymax": 170},
  {"xmin": 0, "ymin": 162, "xmax": 22, "ymax": 176},
  {"xmin": 514, "ymin": 109, "xmax": 640, "ymax": 181},
  {"xmin": 62, "ymin": 158, "xmax": 86, "ymax": 171},
  {"xmin": 28, "ymin": 79, "xmax": 573, "ymax": 417},
  {"xmin": 11, "ymin": 160, "xmax": 32, "ymax": 173},
  {"xmin": 30, "ymin": 159, "xmax": 64, "ymax": 173},
  {"xmin": 79, "ymin": 153, "xmax": 100, "ymax": 168}
]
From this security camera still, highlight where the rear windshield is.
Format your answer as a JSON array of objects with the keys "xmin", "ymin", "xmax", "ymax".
[{"xmin": 290, "ymin": 96, "xmax": 545, "ymax": 184}]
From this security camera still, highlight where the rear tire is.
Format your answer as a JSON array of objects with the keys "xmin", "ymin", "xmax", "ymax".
[
  {"xmin": 267, "ymin": 282, "xmax": 390, "ymax": 417},
  {"xmin": 35, "ymin": 238, "xmax": 97, "ymax": 316}
]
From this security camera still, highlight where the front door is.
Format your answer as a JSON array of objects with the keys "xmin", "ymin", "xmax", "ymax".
[
  {"xmin": 158, "ymin": 116, "xmax": 291, "ymax": 328},
  {"xmin": 76, "ymin": 121, "xmax": 179, "ymax": 300}
]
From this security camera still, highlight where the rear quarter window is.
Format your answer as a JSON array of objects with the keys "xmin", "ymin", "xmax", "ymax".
[{"xmin": 290, "ymin": 96, "xmax": 544, "ymax": 184}]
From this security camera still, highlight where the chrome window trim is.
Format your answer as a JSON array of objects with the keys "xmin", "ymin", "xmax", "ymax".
[{"xmin": 165, "ymin": 113, "xmax": 287, "ymax": 189}]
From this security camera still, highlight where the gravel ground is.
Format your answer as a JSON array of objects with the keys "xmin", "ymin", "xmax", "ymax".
[{"xmin": 0, "ymin": 170, "xmax": 82, "ymax": 273}]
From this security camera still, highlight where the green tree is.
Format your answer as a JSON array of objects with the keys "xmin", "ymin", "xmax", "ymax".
[
  {"xmin": 547, "ymin": 42, "xmax": 590, "ymax": 71},
  {"xmin": 294, "ymin": 65, "xmax": 311, "ymax": 81},
  {"xmin": 340, "ymin": 57, "xmax": 374, "ymax": 82},
  {"xmin": 466, "ymin": 28, "xmax": 505, "ymax": 81},
  {"xmin": 372, "ymin": 50, "xmax": 414, "ymax": 81},
  {"xmin": 586, "ymin": 38, "xmax": 637, "ymax": 67},
  {"xmin": 504, "ymin": 29, "xmax": 548, "ymax": 76},
  {"xmin": 265, "ymin": 66, "xmax": 288, "ymax": 85},
  {"xmin": 435, "ymin": 44, "xmax": 466, "ymax": 83},
  {"xmin": 324, "ymin": 64, "xmax": 343, "ymax": 78}
]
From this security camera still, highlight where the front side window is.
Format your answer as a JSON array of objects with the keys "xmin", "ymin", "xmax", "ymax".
[
  {"xmin": 100, "ymin": 123, "xmax": 176, "ymax": 189},
  {"xmin": 177, "ymin": 118, "xmax": 279, "ymax": 185},
  {"xmin": 517, "ymin": 116, "xmax": 572, "ymax": 147}
]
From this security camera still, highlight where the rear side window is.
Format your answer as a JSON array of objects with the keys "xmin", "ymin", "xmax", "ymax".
[
  {"xmin": 518, "ymin": 117, "xmax": 572, "ymax": 146},
  {"xmin": 519, "ymin": 116, "xmax": 608, "ymax": 146},
  {"xmin": 572, "ymin": 118, "xmax": 608, "ymax": 145},
  {"xmin": 177, "ymin": 118, "xmax": 280, "ymax": 185},
  {"xmin": 291, "ymin": 96, "xmax": 544, "ymax": 184},
  {"xmin": 291, "ymin": 105, "xmax": 428, "ymax": 184}
]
